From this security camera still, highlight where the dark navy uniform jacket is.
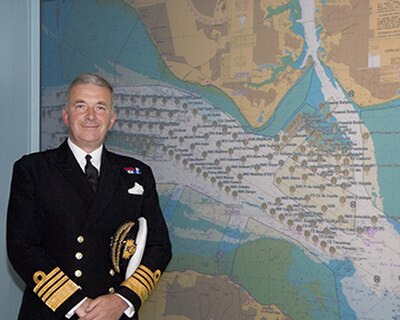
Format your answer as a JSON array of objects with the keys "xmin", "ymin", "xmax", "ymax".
[{"xmin": 7, "ymin": 140, "xmax": 172, "ymax": 319}]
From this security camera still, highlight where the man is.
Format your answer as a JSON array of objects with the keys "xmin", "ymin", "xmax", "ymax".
[{"xmin": 7, "ymin": 73, "xmax": 172, "ymax": 319}]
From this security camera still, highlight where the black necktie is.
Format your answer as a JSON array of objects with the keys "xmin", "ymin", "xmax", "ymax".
[{"xmin": 85, "ymin": 154, "xmax": 98, "ymax": 192}]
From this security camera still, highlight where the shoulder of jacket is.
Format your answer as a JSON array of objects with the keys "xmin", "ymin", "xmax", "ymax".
[
  {"xmin": 16, "ymin": 147, "xmax": 58, "ymax": 165},
  {"xmin": 106, "ymin": 150, "xmax": 150, "ymax": 170}
]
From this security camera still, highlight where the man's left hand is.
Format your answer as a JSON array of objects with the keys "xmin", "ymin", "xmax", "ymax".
[{"xmin": 78, "ymin": 294, "xmax": 128, "ymax": 320}]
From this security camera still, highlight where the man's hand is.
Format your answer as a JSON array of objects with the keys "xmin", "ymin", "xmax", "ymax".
[
  {"xmin": 75, "ymin": 298, "xmax": 93, "ymax": 318},
  {"xmin": 78, "ymin": 294, "xmax": 128, "ymax": 320}
]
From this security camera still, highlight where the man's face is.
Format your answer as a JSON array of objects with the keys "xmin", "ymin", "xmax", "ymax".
[{"xmin": 62, "ymin": 83, "xmax": 116, "ymax": 152}]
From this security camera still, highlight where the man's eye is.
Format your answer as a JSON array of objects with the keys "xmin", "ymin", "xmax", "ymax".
[
  {"xmin": 96, "ymin": 105, "xmax": 106, "ymax": 111},
  {"xmin": 76, "ymin": 104, "xmax": 85, "ymax": 109}
]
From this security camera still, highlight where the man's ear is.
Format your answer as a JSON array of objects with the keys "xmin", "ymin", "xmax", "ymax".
[
  {"xmin": 62, "ymin": 107, "xmax": 69, "ymax": 127},
  {"xmin": 109, "ymin": 111, "xmax": 117, "ymax": 129}
]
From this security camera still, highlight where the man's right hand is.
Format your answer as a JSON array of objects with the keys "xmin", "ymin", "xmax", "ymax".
[{"xmin": 75, "ymin": 298, "xmax": 93, "ymax": 317}]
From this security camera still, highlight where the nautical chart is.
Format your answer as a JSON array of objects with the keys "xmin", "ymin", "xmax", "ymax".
[{"xmin": 41, "ymin": 1, "xmax": 400, "ymax": 319}]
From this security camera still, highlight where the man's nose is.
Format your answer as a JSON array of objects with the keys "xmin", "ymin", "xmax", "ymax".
[{"xmin": 85, "ymin": 106, "xmax": 96, "ymax": 118}]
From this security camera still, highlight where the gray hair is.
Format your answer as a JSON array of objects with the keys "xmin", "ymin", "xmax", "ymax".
[{"xmin": 66, "ymin": 73, "xmax": 114, "ymax": 104}]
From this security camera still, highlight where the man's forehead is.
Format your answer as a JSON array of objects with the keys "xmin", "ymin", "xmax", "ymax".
[{"xmin": 69, "ymin": 84, "xmax": 112, "ymax": 102}]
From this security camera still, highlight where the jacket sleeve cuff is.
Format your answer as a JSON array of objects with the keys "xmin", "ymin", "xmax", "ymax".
[
  {"xmin": 115, "ymin": 293, "xmax": 135, "ymax": 318},
  {"xmin": 31, "ymin": 267, "xmax": 86, "ymax": 317},
  {"xmin": 65, "ymin": 297, "xmax": 87, "ymax": 318}
]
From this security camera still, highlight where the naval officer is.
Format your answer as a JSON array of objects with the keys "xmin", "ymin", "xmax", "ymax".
[{"xmin": 7, "ymin": 73, "xmax": 172, "ymax": 319}]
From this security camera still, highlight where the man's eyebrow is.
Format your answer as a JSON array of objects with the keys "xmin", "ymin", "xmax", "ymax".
[{"xmin": 71, "ymin": 99, "xmax": 108, "ymax": 105}]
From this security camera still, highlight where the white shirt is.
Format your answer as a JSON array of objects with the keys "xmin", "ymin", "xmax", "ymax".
[{"xmin": 67, "ymin": 138, "xmax": 102, "ymax": 174}]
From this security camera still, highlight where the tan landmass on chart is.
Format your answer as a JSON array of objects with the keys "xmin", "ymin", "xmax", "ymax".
[
  {"xmin": 125, "ymin": 0, "xmax": 305, "ymax": 128},
  {"xmin": 317, "ymin": 0, "xmax": 400, "ymax": 107},
  {"xmin": 140, "ymin": 271, "xmax": 290, "ymax": 320}
]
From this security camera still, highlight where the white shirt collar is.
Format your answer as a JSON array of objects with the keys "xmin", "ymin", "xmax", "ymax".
[{"xmin": 67, "ymin": 138, "xmax": 103, "ymax": 173}]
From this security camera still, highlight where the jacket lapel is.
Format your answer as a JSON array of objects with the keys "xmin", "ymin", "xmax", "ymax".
[
  {"xmin": 55, "ymin": 141, "xmax": 95, "ymax": 206},
  {"xmin": 80, "ymin": 148, "xmax": 120, "ymax": 231}
]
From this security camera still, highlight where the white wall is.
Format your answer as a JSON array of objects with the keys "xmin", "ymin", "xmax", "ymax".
[{"xmin": 0, "ymin": 0, "xmax": 39, "ymax": 318}]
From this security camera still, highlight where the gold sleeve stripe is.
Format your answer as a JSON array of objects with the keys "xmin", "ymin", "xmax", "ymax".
[
  {"xmin": 137, "ymin": 265, "xmax": 161, "ymax": 286},
  {"xmin": 33, "ymin": 267, "xmax": 61, "ymax": 293},
  {"xmin": 46, "ymin": 279, "xmax": 80, "ymax": 312},
  {"xmin": 138, "ymin": 265, "xmax": 161, "ymax": 282},
  {"xmin": 135, "ymin": 269, "xmax": 155, "ymax": 289},
  {"xmin": 132, "ymin": 272, "xmax": 152, "ymax": 292},
  {"xmin": 33, "ymin": 268, "xmax": 80, "ymax": 311},
  {"xmin": 41, "ymin": 276, "xmax": 68, "ymax": 301},
  {"xmin": 122, "ymin": 276, "xmax": 150, "ymax": 302},
  {"xmin": 37, "ymin": 272, "xmax": 65, "ymax": 297},
  {"xmin": 121, "ymin": 264, "xmax": 162, "ymax": 303},
  {"xmin": 137, "ymin": 265, "xmax": 153, "ymax": 276}
]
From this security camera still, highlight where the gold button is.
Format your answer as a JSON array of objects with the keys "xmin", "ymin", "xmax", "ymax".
[
  {"xmin": 77, "ymin": 236, "xmax": 84, "ymax": 243},
  {"xmin": 75, "ymin": 252, "xmax": 83, "ymax": 260},
  {"xmin": 74, "ymin": 270, "xmax": 82, "ymax": 278},
  {"xmin": 109, "ymin": 269, "xmax": 115, "ymax": 276},
  {"xmin": 108, "ymin": 287, "xmax": 115, "ymax": 294}
]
